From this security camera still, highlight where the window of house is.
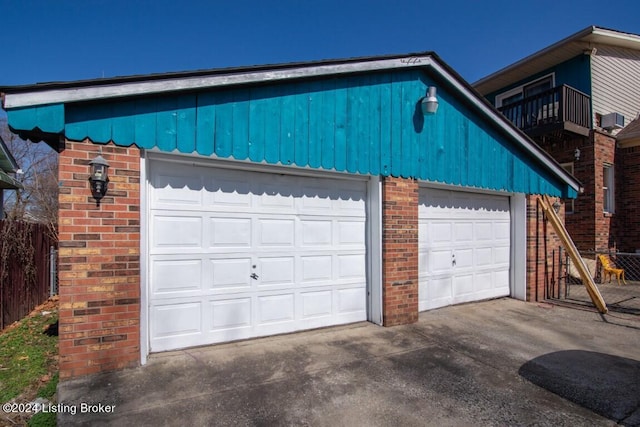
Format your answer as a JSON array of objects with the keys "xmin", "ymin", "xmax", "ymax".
[
  {"xmin": 495, "ymin": 74, "xmax": 555, "ymax": 107},
  {"xmin": 560, "ymin": 162, "xmax": 575, "ymax": 214},
  {"xmin": 603, "ymin": 164, "xmax": 615, "ymax": 214}
]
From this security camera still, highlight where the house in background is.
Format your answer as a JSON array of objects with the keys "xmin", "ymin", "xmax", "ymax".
[
  {"xmin": 0, "ymin": 135, "xmax": 22, "ymax": 216},
  {"xmin": 474, "ymin": 26, "xmax": 640, "ymax": 253},
  {"xmin": 1, "ymin": 53, "xmax": 578, "ymax": 378}
]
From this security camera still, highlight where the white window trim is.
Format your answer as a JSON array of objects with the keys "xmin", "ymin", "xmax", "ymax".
[
  {"xmin": 603, "ymin": 163, "xmax": 615, "ymax": 214},
  {"xmin": 495, "ymin": 73, "xmax": 556, "ymax": 108}
]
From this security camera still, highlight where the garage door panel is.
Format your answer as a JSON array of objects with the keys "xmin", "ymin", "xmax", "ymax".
[
  {"xmin": 430, "ymin": 249, "xmax": 453, "ymax": 273},
  {"xmin": 209, "ymin": 217, "xmax": 251, "ymax": 247},
  {"xmin": 258, "ymin": 219, "xmax": 295, "ymax": 246},
  {"xmin": 301, "ymin": 186, "xmax": 334, "ymax": 210},
  {"xmin": 476, "ymin": 248, "xmax": 493, "ymax": 266},
  {"xmin": 420, "ymin": 277, "xmax": 453, "ymax": 310},
  {"xmin": 301, "ymin": 256, "xmax": 333, "ymax": 283},
  {"xmin": 152, "ymin": 171, "xmax": 203, "ymax": 207},
  {"xmin": 495, "ymin": 222, "xmax": 511, "ymax": 239},
  {"xmin": 301, "ymin": 220, "xmax": 332, "ymax": 245},
  {"xmin": 258, "ymin": 257, "xmax": 295, "ymax": 286},
  {"xmin": 337, "ymin": 254, "xmax": 366, "ymax": 279},
  {"xmin": 210, "ymin": 298, "xmax": 252, "ymax": 330},
  {"xmin": 336, "ymin": 287, "xmax": 366, "ymax": 314},
  {"xmin": 151, "ymin": 302, "xmax": 202, "ymax": 338},
  {"xmin": 258, "ymin": 294, "xmax": 295, "ymax": 324},
  {"xmin": 210, "ymin": 258, "xmax": 253, "ymax": 289},
  {"xmin": 152, "ymin": 259, "xmax": 202, "ymax": 294},
  {"xmin": 454, "ymin": 222, "xmax": 474, "ymax": 243},
  {"xmin": 429, "ymin": 222, "xmax": 452, "ymax": 244},
  {"xmin": 495, "ymin": 246, "xmax": 511, "ymax": 264},
  {"xmin": 257, "ymin": 184, "xmax": 296, "ymax": 210},
  {"xmin": 301, "ymin": 290, "xmax": 333, "ymax": 318},
  {"xmin": 208, "ymin": 177, "xmax": 253, "ymax": 207},
  {"xmin": 153, "ymin": 215, "xmax": 202, "ymax": 249},
  {"xmin": 337, "ymin": 220, "xmax": 365, "ymax": 245},
  {"xmin": 453, "ymin": 274, "xmax": 474, "ymax": 296},
  {"xmin": 419, "ymin": 187, "xmax": 510, "ymax": 312},
  {"xmin": 149, "ymin": 161, "xmax": 367, "ymax": 352},
  {"xmin": 454, "ymin": 249, "xmax": 473, "ymax": 268},
  {"xmin": 475, "ymin": 222, "xmax": 493, "ymax": 241}
]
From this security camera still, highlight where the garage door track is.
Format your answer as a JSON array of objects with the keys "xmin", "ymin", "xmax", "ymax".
[{"xmin": 58, "ymin": 298, "xmax": 640, "ymax": 426}]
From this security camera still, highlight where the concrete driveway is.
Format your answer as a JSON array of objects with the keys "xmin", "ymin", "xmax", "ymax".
[{"xmin": 58, "ymin": 298, "xmax": 640, "ymax": 426}]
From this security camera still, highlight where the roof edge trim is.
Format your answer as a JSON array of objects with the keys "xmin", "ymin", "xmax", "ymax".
[
  {"xmin": 3, "ymin": 55, "xmax": 435, "ymax": 109},
  {"xmin": 473, "ymin": 26, "xmax": 596, "ymax": 88}
]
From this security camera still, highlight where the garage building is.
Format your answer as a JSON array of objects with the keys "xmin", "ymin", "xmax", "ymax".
[{"xmin": 0, "ymin": 52, "xmax": 579, "ymax": 378}]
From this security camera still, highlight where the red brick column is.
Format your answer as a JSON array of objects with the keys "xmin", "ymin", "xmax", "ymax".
[
  {"xmin": 525, "ymin": 195, "xmax": 564, "ymax": 301},
  {"xmin": 593, "ymin": 131, "xmax": 617, "ymax": 251},
  {"xmin": 381, "ymin": 176, "xmax": 419, "ymax": 326},
  {"xmin": 57, "ymin": 140, "xmax": 141, "ymax": 379}
]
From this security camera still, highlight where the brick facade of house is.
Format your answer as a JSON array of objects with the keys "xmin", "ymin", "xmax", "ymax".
[
  {"xmin": 536, "ymin": 131, "xmax": 617, "ymax": 253},
  {"xmin": 58, "ymin": 140, "xmax": 141, "ymax": 379},
  {"xmin": 618, "ymin": 143, "xmax": 640, "ymax": 252}
]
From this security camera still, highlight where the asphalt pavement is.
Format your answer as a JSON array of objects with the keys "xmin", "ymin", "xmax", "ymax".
[{"xmin": 58, "ymin": 298, "xmax": 640, "ymax": 426}]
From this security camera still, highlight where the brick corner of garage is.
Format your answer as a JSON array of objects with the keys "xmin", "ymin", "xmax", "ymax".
[{"xmin": 58, "ymin": 139, "xmax": 142, "ymax": 379}]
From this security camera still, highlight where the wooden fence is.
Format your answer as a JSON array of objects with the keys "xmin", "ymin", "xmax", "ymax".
[{"xmin": 0, "ymin": 220, "xmax": 57, "ymax": 330}]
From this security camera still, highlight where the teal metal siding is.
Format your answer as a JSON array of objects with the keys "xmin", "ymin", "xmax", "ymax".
[
  {"xmin": 6, "ymin": 104, "xmax": 65, "ymax": 134},
  {"xmin": 7, "ymin": 70, "xmax": 573, "ymax": 197}
]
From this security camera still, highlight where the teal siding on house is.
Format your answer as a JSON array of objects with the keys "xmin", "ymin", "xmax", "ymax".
[
  {"xmin": 6, "ymin": 104, "xmax": 65, "ymax": 134},
  {"xmin": 7, "ymin": 70, "xmax": 573, "ymax": 197},
  {"xmin": 485, "ymin": 55, "xmax": 592, "ymax": 105}
]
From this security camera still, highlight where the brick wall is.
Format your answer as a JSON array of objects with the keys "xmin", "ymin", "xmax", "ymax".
[
  {"xmin": 592, "ymin": 131, "xmax": 617, "ymax": 251},
  {"xmin": 525, "ymin": 195, "xmax": 564, "ymax": 302},
  {"xmin": 535, "ymin": 131, "xmax": 617, "ymax": 252},
  {"xmin": 618, "ymin": 143, "xmax": 640, "ymax": 252},
  {"xmin": 58, "ymin": 140, "xmax": 141, "ymax": 379},
  {"xmin": 381, "ymin": 177, "xmax": 419, "ymax": 326}
]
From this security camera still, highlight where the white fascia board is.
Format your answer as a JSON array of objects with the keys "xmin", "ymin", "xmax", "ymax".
[
  {"xmin": 430, "ymin": 61, "xmax": 581, "ymax": 194},
  {"xmin": 591, "ymin": 27, "xmax": 640, "ymax": 48},
  {"xmin": 3, "ymin": 56, "xmax": 434, "ymax": 109}
]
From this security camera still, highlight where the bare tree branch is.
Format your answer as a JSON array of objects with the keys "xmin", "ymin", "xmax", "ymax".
[{"xmin": 1, "ymin": 117, "xmax": 58, "ymax": 240}]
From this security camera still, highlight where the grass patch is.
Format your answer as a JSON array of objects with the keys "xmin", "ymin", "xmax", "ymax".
[
  {"xmin": 0, "ymin": 309, "xmax": 58, "ymax": 403},
  {"xmin": 28, "ymin": 410, "xmax": 57, "ymax": 427}
]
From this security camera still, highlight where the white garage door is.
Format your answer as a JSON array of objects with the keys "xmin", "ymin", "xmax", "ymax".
[
  {"xmin": 419, "ymin": 188, "xmax": 511, "ymax": 311},
  {"xmin": 148, "ymin": 160, "xmax": 368, "ymax": 352}
]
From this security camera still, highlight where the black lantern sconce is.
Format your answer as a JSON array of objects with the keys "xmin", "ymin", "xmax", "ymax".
[{"xmin": 89, "ymin": 154, "xmax": 110, "ymax": 202}]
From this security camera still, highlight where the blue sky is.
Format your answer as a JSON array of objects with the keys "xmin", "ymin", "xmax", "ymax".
[{"xmin": 1, "ymin": 0, "xmax": 640, "ymax": 87}]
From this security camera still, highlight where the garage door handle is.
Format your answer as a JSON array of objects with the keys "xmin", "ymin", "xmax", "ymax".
[
  {"xmin": 452, "ymin": 253, "xmax": 456, "ymax": 266},
  {"xmin": 250, "ymin": 273, "xmax": 259, "ymax": 280}
]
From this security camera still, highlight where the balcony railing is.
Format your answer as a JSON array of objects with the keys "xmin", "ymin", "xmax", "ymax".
[{"xmin": 498, "ymin": 85, "xmax": 591, "ymax": 137}]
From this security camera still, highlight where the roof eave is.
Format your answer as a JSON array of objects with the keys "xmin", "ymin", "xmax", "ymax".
[
  {"xmin": 0, "ymin": 52, "xmax": 581, "ymax": 194},
  {"xmin": 1, "ymin": 52, "xmax": 439, "ymax": 109},
  {"xmin": 473, "ymin": 26, "xmax": 640, "ymax": 94},
  {"xmin": 0, "ymin": 135, "xmax": 19, "ymax": 172}
]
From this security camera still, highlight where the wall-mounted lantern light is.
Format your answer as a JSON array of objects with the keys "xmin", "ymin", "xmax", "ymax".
[
  {"xmin": 89, "ymin": 154, "xmax": 110, "ymax": 202},
  {"xmin": 421, "ymin": 86, "xmax": 439, "ymax": 115},
  {"xmin": 552, "ymin": 199, "xmax": 561, "ymax": 214},
  {"xmin": 574, "ymin": 148, "xmax": 581, "ymax": 161}
]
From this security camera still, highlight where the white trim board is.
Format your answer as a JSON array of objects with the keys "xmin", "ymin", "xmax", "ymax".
[{"xmin": 3, "ymin": 56, "xmax": 436, "ymax": 109}]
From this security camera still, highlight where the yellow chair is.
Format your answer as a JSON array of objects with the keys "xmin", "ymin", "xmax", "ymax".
[{"xmin": 598, "ymin": 254, "xmax": 626, "ymax": 285}]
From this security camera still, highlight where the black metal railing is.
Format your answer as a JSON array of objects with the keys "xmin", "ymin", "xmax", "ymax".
[{"xmin": 498, "ymin": 85, "xmax": 591, "ymax": 134}]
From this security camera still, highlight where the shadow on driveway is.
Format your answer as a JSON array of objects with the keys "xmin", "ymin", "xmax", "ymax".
[{"xmin": 519, "ymin": 350, "xmax": 640, "ymax": 426}]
